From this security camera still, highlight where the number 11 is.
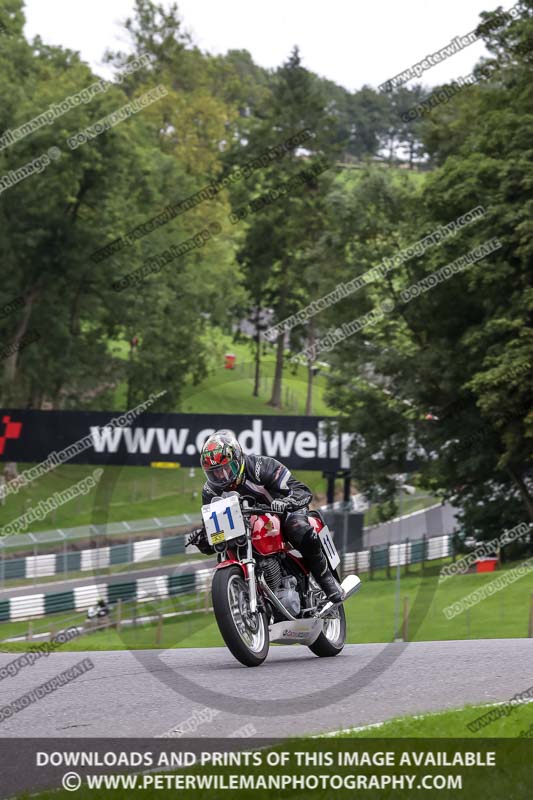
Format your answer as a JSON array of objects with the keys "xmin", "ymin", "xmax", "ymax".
[{"xmin": 210, "ymin": 506, "xmax": 235, "ymax": 532}]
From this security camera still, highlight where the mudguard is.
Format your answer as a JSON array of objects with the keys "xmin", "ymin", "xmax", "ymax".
[{"xmin": 214, "ymin": 557, "xmax": 248, "ymax": 579}]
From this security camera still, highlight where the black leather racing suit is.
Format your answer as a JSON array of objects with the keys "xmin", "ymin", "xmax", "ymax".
[{"xmin": 201, "ymin": 454, "xmax": 331, "ymax": 583}]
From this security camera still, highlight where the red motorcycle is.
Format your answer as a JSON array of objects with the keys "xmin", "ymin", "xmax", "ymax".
[{"xmin": 201, "ymin": 492, "xmax": 361, "ymax": 667}]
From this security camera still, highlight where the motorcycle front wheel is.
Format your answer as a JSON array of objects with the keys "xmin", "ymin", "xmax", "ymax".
[{"xmin": 212, "ymin": 565, "xmax": 269, "ymax": 667}]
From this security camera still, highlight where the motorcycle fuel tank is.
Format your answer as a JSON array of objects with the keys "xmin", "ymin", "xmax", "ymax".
[{"xmin": 250, "ymin": 513, "xmax": 286, "ymax": 555}]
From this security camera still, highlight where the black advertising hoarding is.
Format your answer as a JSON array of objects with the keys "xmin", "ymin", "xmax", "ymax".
[{"xmin": 0, "ymin": 410, "xmax": 352, "ymax": 472}]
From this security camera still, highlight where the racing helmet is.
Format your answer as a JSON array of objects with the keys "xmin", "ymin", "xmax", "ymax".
[{"xmin": 200, "ymin": 430, "xmax": 245, "ymax": 490}]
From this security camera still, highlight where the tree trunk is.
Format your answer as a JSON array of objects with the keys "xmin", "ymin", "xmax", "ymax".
[
  {"xmin": 51, "ymin": 381, "xmax": 66, "ymax": 409},
  {"xmin": 506, "ymin": 466, "xmax": 533, "ymax": 523},
  {"xmin": 253, "ymin": 308, "xmax": 261, "ymax": 397},
  {"xmin": 304, "ymin": 321, "xmax": 315, "ymax": 415},
  {"xmin": 126, "ymin": 349, "xmax": 135, "ymax": 411},
  {"xmin": 3, "ymin": 288, "xmax": 37, "ymax": 387},
  {"xmin": 305, "ymin": 361, "xmax": 313, "ymax": 415},
  {"xmin": 388, "ymin": 136, "xmax": 394, "ymax": 164},
  {"xmin": 70, "ymin": 281, "xmax": 84, "ymax": 335},
  {"xmin": 268, "ymin": 279, "xmax": 288, "ymax": 408},
  {"xmin": 28, "ymin": 380, "xmax": 43, "ymax": 409},
  {"xmin": 268, "ymin": 332, "xmax": 284, "ymax": 408}
]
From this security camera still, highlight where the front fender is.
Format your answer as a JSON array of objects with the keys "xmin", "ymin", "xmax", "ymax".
[{"xmin": 214, "ymin": 558, "xmax": 248, "ymax": 579}]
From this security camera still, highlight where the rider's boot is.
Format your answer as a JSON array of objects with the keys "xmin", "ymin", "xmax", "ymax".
[{"xmin": 304, "ymin": 533, "xmax": 344, "ymax": 603}]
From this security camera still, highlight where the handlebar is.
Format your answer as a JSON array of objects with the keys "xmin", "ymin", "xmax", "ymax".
[{"xmin": 243, "ymin": 505, "xmax": 288, "ymax": 516}]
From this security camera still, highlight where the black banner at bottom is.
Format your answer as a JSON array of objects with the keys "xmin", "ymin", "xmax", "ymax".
[{"xmin": 0, "ymin": 737, "xmax": 531, "ymax": 799}]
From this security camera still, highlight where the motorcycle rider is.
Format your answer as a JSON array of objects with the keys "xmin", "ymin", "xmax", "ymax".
[{"xmin": 187, "ymin": 430, "xmax": 344, "ymax": 603}]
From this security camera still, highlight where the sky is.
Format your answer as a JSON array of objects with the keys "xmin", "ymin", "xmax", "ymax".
[{"xmin": 22, "ymin": 0, "xmax": 507, "ymax": 91}]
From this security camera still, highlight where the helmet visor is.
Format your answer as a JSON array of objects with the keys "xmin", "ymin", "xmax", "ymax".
[{"xmin": 205, "ymin": 459, "xmax": 241, "ymax": 489}]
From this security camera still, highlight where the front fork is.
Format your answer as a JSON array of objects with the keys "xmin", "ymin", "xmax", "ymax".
[{"xmin": 243, "ymin": 534, "xmax": 257, "ymax": 614}]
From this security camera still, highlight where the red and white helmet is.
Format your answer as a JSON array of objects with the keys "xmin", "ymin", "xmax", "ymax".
[{"xmin": 200, "ymin": 430, "xmax": 245, "ymax": 490}]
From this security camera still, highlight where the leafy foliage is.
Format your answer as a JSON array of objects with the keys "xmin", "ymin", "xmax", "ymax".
[{"xmin": 0, "ymin": 0, "xmax": 530, "ymax": 539}]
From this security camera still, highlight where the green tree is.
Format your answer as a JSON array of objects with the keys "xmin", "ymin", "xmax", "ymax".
[
  {"xmin": 227, "ymin": 47, "xmax": 339, "ymax": 408},
  {"xmin": 320, "ymin": 2, "xmax": 533, "ymax": 537}
]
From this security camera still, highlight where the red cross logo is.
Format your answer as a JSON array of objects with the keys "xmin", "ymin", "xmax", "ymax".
[{"xmin": 0, "ymin": 416, "xmax": 23, "ymax": 455}]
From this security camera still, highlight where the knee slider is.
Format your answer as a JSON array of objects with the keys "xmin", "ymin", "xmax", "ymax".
[
  {"xmin": 283, "ymin": 513, "xmax": 305, "ymax": 535},
  {"xmin": 301, "ymin": 529, "xmax": 321, "ymax": 556},
  {"xmin": 283, "ymin": 514, "xmax": 312, "ymax": 548}
]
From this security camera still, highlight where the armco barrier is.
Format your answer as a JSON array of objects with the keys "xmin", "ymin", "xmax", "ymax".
[
  {"xmin": 44, "ymin": 591, "xmax": 75, "ymax": 616},
  {"xmin": 0, "ymin": 569, "xmax": 209, "ymax": 622},
  {"xmin": 0, "ymin": 531, "xmax": 188, "ymax": 584},
  {"xmin": 342, "ymin": 534, "xmax": 451, "ymax": 576},
  {"xmin": 1, "ymin": 504, "xmax": 456, "ymax": 586},
  {"xmin": 0, "ymin": 533, "xmax": 457, "ymax": 622}
]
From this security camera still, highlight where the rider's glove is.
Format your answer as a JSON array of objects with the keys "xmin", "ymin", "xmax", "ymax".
[
  {"xmin": 271, "ymin": 498, "xmax": 292, "ymax": 514},
  {"xmin": 186, "ymin": 527, "xmax": 215, "ymax": 555}
]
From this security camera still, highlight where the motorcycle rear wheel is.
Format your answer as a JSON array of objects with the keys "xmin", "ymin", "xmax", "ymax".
[
  {"xmin": 308, "ymin": 604, "xmax": 346, "ymax": 657},
  {"xmin": 212, "ymin": 565, "xmax": 269, "ymax": 667}
]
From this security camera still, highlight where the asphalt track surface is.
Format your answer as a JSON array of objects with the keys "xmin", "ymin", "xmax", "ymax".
[{"xmin": 0, "ymin": 639, "xmax": 530, "ymax": 737}]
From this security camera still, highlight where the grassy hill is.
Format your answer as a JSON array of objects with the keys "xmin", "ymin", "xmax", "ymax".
[
  {"xmin": 180, "ymin": 341, "xmax": 333, "ymax": 416},
  {"xmin": 0, "ymin": 463, "xmax": 331, "ymax": 536},
  {"xmin": 0, "ymin": 347, "xmax": 337, "ymax": 535}
]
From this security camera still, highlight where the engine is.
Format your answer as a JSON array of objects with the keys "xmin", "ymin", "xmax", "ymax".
[
  {"xmin": 260, "ymin": 557, "xmax": 301, "ymax": 616},
  {"xmin": 275, "ymin": 575, "xmax": 301, "ymax": 616}
]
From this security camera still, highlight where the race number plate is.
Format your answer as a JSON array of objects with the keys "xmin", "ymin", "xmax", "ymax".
[
  {"xmin": 201, "ymin": 495, "xmax": 246, "ymax": 545},
  {"xmin": 319, "ymin": 524, "xmax": 340, "ymax": 570}
]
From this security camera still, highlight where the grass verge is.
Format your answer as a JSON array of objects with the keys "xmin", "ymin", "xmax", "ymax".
[{"xmin": 325, "ymin": 702, "xmax": 533, "ymax": 738}]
